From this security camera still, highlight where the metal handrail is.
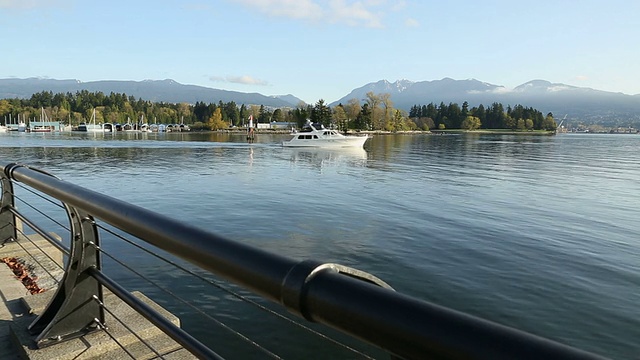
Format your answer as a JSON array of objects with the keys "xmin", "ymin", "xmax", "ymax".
[{"xmin": 0, "ymin": 163, "xmax": 606, "ymax": 359}]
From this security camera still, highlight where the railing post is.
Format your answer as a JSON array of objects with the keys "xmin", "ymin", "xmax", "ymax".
[
  {"xmin": 0, "ymin": 166, "xmax": 17, "ymax": 243},
  {"xmin": 26, "ymin": 195, "xmax": 104, "ymax": 347}
]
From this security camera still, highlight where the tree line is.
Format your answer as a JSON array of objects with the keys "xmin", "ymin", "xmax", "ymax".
[
  {"xmin": 0, "ymin": 90, "xmax": 556, "ymax": 131},
  {"xmin": 409, "ymin": 102, "xmax": 557, "ymax": 131}
]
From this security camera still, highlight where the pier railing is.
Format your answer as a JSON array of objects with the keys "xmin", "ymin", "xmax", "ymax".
[{"xmin": 0, "ymin": 162, "xmax": 604, "ymax": 359}]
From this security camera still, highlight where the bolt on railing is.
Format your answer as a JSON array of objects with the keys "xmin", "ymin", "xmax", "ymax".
[{"xmin": 0, "ymin": 162, "xmax": 606, "ymax": 359}]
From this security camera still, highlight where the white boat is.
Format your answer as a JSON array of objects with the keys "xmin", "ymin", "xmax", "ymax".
[
  {"xmin": 77, "ymin": 109, "xmax": 103, "ymax": 132},
  {"xmin": 123, "ymin": 117, "xmax": 137, "ymax": 132},
  {"xmin": 140, "ymin": 115, "xmax": 150, "ymax": 132},
  {"xmin": 0, "ymin": 125, "xmax": 8, "ymax": 133},
  {"xmin": 282, "ymin": 121, "xmax": 369, "ymax": 148},
  {"xmin": 31, "ymin": 125, "xmax": 52, "ymax": 133},
  {"xmin": 31, "ymin": 107, "xmax": 54, "ymax": 132}
]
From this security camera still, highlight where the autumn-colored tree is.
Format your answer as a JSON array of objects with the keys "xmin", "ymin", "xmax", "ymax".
[
  {"xmin": 207, "ymin": 108, "xmax": 227, "ymax": 130},
  {"xmin": 332, "ymin": 105, "xmax": 348, "ymax": 132}
]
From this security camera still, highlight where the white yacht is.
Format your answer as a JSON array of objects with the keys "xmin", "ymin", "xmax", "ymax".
[{"xmin": 282, "ymin": 121, "xmax": 369, "ymax": 148}]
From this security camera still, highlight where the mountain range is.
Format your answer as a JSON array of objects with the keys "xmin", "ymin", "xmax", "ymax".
[
  {"xmin": 332, "ymin": 78, "xmax": 640, "ymax": 126},
  {"xmin": 0, "ymin": 78, "xmax": 302, "ymax": 108},
  {"xmin": 1, "ymin": 77, "xmax": 639, "ymax": 127}
]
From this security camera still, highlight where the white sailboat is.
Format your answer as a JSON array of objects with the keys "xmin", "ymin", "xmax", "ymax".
[
  {"xmin": 140, "ymin": 114, "xmax": 150, "ymax": 132},
  {"xmin": 77, "ymin": 109, "xmax": 103, "ymax": 132},
  {"xmin": 31, "ymin": 107, "xmax": 53, "ymax": 132},
  {"xmin": 123, "ymin": 116, "xmax": 138, "ymax": 132}
]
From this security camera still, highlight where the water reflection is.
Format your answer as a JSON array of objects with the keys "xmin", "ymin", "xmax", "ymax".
[{"xmin": 286, "ymin": 148, "xmax": 367, "ymax": 169}]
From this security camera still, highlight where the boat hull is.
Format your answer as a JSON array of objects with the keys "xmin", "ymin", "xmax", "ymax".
[{"xmin": 282, "ymin": 136, "xmax": 369, "ymax": 148}]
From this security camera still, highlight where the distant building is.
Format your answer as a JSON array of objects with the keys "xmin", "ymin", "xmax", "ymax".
[
  {"xmin": 270, "ymin": 121, "xmax": 296, "ymax": 130},
  {"xmin": 251, "ymin": 121, "xmax": 296, "ymax": 130}
]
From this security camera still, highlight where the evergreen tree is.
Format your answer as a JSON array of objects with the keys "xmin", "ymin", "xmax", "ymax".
[
  {"xmin": 355, "ymin": 103, "xmax": 372, "ymax": 130},
  {"xmin": 310, "ymin": 99, "xmax": 332, "ymax": 127}
]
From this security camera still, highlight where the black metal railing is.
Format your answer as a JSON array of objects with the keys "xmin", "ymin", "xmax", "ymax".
[{"xmin": 0, "ymin": 162, "xmax": 606, "ymax": 359}]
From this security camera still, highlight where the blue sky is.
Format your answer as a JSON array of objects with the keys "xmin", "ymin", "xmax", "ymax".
[{"xmin": 1, "ymin": 0, "xmax": 638, "ymax": 103}]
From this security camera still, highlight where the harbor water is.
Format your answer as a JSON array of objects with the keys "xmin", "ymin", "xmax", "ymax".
[{"xmin": 0, "ymin": 131, "xmax": 638, "ymax": 359}]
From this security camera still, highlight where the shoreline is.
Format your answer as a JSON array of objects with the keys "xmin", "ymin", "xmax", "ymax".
[{"xmin": 217, "ymin": 129, "xmax": 556, "ymax": 136}]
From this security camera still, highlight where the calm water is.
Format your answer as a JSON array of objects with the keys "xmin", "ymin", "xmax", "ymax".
[{"xmin": 1, "ymin": 131, "xmax": 638, "ymax": 359}]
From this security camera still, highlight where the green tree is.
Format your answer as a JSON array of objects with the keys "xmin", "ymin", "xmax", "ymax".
[
  {"xmin": 461, "ymin": 116, "xmax": 481, "ymax": 130},
  {"xmin": 525, "ymin": 118, "xmax": 534, "ymax": 130},
  {"xmin": 461, "ymin": 101, "xmax": 469, "ymax": 118},
  {"xmin": 310, "ymin": 99, "xmax": 332, "ymax": 127},
  {"xmin": 355, "ymin": 103, "xmax": 372, "ymax": 130},
  {"xmin": 292, "ymin": 103, "xmax": 309, "ymax": 129},
  {"xmin": 239, "ymin": 104, "xmax": 248, "ymax": 126},
  {"xmin": 224, "ymin": 101, "xmax": 240, "ymax": 126},
  {"xmin": 258, "ymin": 105, "xmax": 270, "ymax": 123},
  {"xmin": 541, "ymin": 113, "xmax": 557, "ymax": 130},
  {"xmin": 272, "ymin": 108, "xmax": 284, "ymax": 122}
]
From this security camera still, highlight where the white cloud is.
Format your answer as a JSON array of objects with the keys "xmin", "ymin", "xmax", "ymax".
[
  {"xmin": 490, "ymin": 87, "xmax": 513, "ymax": 94},
  {"xmin": 0, "ymin": 0, "xmax": 64, "ymax": 9},
  {"xmin": 230, "ymin": 0, "xmax": 410, "ymax": 28},
  {"xmin": 404, "ymin": 17, "xmax": 419, "ymax": 28},
  {"xmin": 231, "ymin": 0, "xmax": 323, "ymax": 21},
  {"xmin": 391, "ymin": 0, "xmax": 406, "ymax": 11},
  {"xmin": 574, "ymin": 75, "xmax": 589, "ymax": 82},
  {"xmin": 328, "ymin": 0, "xmax": 383, "ymax": 28},
  {"xmin": 548, "ymin": 85, "xmax": 570, "ymax": 92},
  {"xmin": 209, "ymin": 75, "xmax": 269, "ymax": 86},
  {"xmin": 182, "ymin": 2, "xmax": 215, "ymax": 12},
  {"xmin": 468, "ymin": 87, "xmax": 512, "ymax": 95}
]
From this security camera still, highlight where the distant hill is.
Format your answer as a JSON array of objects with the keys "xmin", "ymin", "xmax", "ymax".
[
  {"xmin": 0, "ymin": 78, "xmax": 303, "ymax": 108},
  {"xmin": 331, "ymin": 78, "xmax": 640, "ymax": 127},
  {"xmin": 2, "ymin": 77, "xmax": 639, "ymax": 127}
]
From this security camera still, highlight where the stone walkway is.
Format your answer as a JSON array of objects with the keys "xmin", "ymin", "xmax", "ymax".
[
  {"xmin": 1, "ymin": 232, "xmax": 63, "ymax": 360},
  {"xmin": 0, "ymin": 234, "xmax": 194, "ymax": 359}
]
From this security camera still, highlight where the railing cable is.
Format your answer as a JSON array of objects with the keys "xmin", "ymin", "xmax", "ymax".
[
  {"xmin": 90, "ymin": 240, "xmax": 283, "ymax": 360},
  {"xmin": 91, "ymin": 294, "xmax": 166, "ymax": 360},
  {"xmin": 9, "ymin": 207, "xmax": 70, "ymax": 256},
  {"xmin": 96, "ymin": 224, "xmax": 375, "ymax": 359},
  {"xmin": 88, "ymin": 267, "xmax": 225, "ymax": 360},
  {"xmin": 91, "ymin": 317, "xmax": 138, "ymax": 360},
  {"xmin": 13, "ymin": 181, "xmax": 65, "ymax": 208},
  {"xmin": 12, "ymin": 191, "xmax": 69, "ymax": 231}
]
